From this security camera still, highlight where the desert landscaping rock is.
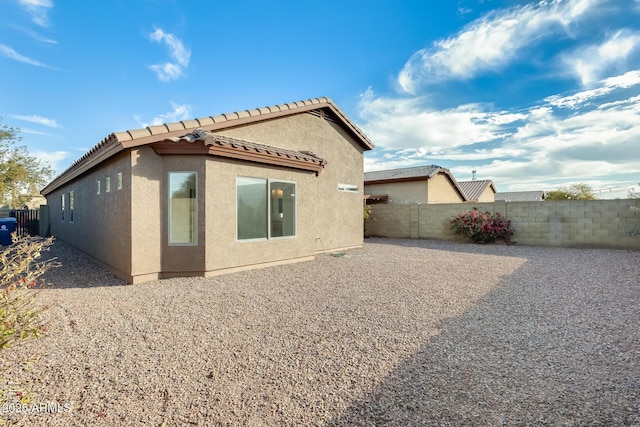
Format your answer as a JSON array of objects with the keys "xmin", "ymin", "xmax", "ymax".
[{"xmin": 1, "ymin": 238, "xmax": 639, "ymax": 426}]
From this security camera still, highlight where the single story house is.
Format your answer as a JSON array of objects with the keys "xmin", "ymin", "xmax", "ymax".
[
  {"xmin": 457, "ymin": 180, "xmax": 496, "ymax": 202},
  {"xmin": 495, "ymin": 191, "xmax": 546, "ymax": 202},
  {"xmin": 364, "ymin": 165, "xmax": 467, "ymax": 204},
  {"xmin": 41, "ymin": 97, "xmax": 374, "ymax": 283}
]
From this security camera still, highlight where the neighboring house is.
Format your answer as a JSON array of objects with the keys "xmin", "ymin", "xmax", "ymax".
[
  {"xmin": 495, "ymin": 191, "xmax": 546, "ymax": 202},
  {"xmin": 364, "ymin": 165, "xmax": 467, "ymax": 204},
  {"xmin": 41, "ymin": 97, "xmax": 374, "ymax": 283},
  {"xmin": 21, "ymin": 195, "xmax": 47, "ymax": 210},
  {"xmin": 457, "ymin": 180, "xmax": 496, "ymax": 202}
]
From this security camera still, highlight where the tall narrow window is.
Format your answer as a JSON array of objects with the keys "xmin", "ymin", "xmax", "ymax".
[
  {"xmin": 270, "ymin": 181, "xmax": 296, "ymax": 237},
  {"xmin": 117, "ymin": 172, "xmax": 123, "ymax": 190},
  {"xmin": 69, "ymin": 191, "xmax": 74, "ymax": 222},
  {"xmin": 237, "ymin": 177, "xmax": 268, "ymax": 240},
  {"xmin": 169, "ymin": 172, "xmax": 197, "ymax": 245},
  {"xmin": 61, "ymin": 194, "xmax": 65, "ymax": 221},
  {"xmin": 106, "ymin": 176, "xmax": 111, "ymax": 193},
  {"xmin": 97, "ymin": 180, "xmax": 101, "ymax": 195}
]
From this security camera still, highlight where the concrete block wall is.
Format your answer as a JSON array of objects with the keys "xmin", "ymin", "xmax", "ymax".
[
  {"xmin": 365, "ymin": 204, "xmax": 414, "ymax": 238},
  {"xmin": 366, "ymin": 199, "xmax": 640, "ymax": 250}
]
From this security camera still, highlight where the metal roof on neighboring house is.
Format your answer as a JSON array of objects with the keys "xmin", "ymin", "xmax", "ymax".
[
  {"xmin": 364, "ymin": 165, "xmax": 445, "ymax": 183},
  {"xmin": 41, "ymin": 97, "xmax": 373, "ymax": 195},
  {"xmin": 457, "ymin": 180, "xmax": 496, "ymax": 201},
  {"xmin": 495, "ymin": 191, "xmax": 546, "ymax": 202}
]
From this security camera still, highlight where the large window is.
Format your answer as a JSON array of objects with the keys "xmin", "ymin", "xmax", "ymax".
[
  {"xmin": 169, "ymin": 172, "xmax": 197, "ymax": 245},
  {"xmin": 237, "ymin": 177, "xmax": 296, "ymax": 240}
]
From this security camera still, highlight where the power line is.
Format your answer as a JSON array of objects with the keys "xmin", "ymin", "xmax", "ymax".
[{"xmin": 593, "ymin": 183, "xmax": 640, "ymax": 194}]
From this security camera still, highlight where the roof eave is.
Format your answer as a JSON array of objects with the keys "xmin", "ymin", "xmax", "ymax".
[{"xmin": 41, "ymin": 137, "xmax": 123, "ymax": 196}]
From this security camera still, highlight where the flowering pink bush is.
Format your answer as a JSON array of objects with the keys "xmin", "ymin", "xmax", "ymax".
[{"xmin": 450, "ymin": 208, "xmax": 514, "ymax": 244}]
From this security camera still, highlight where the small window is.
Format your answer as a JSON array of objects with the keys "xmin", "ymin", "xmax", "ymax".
[
  {"xmin": 106, "ymin": 177, "xmax": 111, "ymax": 193},
  {"xmin": 97, "ymin": 180, "xmax": 101, "ymax": 195},
  {"xmin": 61, "ymin": 194, "xmax": 65, "ymax": 221},
  {"xmin": 338, "ymin": 183, "xmax": 359, "ymax": 192},
  {"xmin": 117, "ymin": 172, "xmax": 123, "ymax": 190},
  {"xmin": 69, "ymin": 191, "xmax": 74, "ymax": 222},
  {"xmin": 169, "ymin": 172, "xmax": 197, "ymax": 245}
]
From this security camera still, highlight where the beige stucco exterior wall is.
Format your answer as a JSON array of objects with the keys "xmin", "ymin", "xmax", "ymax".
[
  {"xmin": 426, "ymin": 174, "xmax": 465, "ymax": 203},
  {"xmin": 203, "ymin": 158, "xmax": 317, "ymax": 272},
  {"xmin": 364, "ymin": 173, "xmax": 463, "ymax": 205},
  {"xmin": 46, "ymin": 151, "xmax": 133, "ymax": 278},
  {"xmin": 218, "ymin": 112, "xmax": 365, "ymax": 252},
  {"xmin": 475, "ymin": 187, "xmax": 496, "ymax": 203},
  {"xmin": 364, "ymin": 181, "xmax": 428, "ymax": 204},
  {"xmin": 45, "ymin": 111, "xmax": 367, "ymax": 283}
]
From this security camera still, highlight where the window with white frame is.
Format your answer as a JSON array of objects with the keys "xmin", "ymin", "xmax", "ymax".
[
  {"xmin": 61, "ymin": 193, "xmax": 65, "ymax": 221},
  {"xmin": 69, "ymin": 191, "xmax": 74, "ymax": 222},
  {"xmin": 117, "ymin": 172, "xmax": 123, "ymax": 190},
  {"xmin": 106, "ymin": 176, "xmax": 111, "ymax": 193},
  {"xmin": 169, "ymin": 172, "xmax": 197, "ymax": 245},
  {"xmin": 338, "ymin": 183, "xmax": 359, "ymax": 192},
  {"xmin": 237, "ymin": 177, "xmax": 296, "ymax": 240}
]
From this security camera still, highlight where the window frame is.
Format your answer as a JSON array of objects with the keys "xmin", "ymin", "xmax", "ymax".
[
  {"xmin": 61, "ymin": 193, "xmax": 65, "ymax": 221},
  {"xmin": 236, "ymin": 176, "xmax": 297, "ymax": 242},
  {"xmin": 338, "ymin": 183, "xmax": 359, "ymax": 193},
  {"xmin": 168, "ymin": 171, "xmax": 198, "ymax": 246},
  {"xmin": 69, "ymin": 190, "xmax": 74, "ymax": 223}
]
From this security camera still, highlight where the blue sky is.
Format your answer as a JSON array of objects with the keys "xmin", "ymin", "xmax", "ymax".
[{"xmin": 1, "ymin": 0, "xmax": 639, "ymax": 199}]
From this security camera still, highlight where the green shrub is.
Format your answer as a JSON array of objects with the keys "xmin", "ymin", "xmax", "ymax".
[
  {"xmin": 450, "ymin": 208, "xmax": 514, "ymax": 244},
  {"xmin": 1, "ymin": 234, "xmax": 58, "ymax": 350}
]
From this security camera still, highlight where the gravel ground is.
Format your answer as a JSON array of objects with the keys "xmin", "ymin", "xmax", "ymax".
[{"xmin": 1, "ymin": 238, "xmax": 639, "ymax": 426}]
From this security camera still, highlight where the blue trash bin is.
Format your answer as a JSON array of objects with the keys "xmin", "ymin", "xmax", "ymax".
[{"xmin": 0, "ymin": 217, "xmax": 17, "ymax": 246}]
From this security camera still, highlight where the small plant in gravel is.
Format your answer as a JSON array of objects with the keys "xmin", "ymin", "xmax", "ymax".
[
  {"xmin": 1, "ymin": 233, "xmax": 58, "ymax": 350},
  {"xmin": 450, "ymin": 208, "xmax": 514, "ymax": 244}
]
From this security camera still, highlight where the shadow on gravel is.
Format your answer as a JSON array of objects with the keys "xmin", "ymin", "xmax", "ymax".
[
  {"xmin": 328, "ymin": 243, "xmax": 640, "ymax": 426},
  {"xmin": 365, "ymin": 236, "xmax": 635, "ymax": 259},
  {"xmin": 38, "ymin": 239, "xmax": 128, "ymax": 289}
]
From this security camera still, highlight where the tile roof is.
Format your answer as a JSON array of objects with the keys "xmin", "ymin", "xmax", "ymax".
[
  {"xmin": 495, "ymin": 191, "xmax": 546, "ymax": 202},
  {"xmin": 157, "ymin": 129, "xmax": 326, "ymax": 173},
  {"xmin": 457, "ymin": 180, "xmax": 496, "ymax": 201},
  {"xmin": 364, "ymin": 165, "xmax": 445, "ymax": 182},
  {"xmin": 363, "ymin": 165, "xmax": 468, "ymax": 201},
  {"xmin": 41, "ymin": 97, "xmax": 372, "ymax": 195},
  {"xmin": 109, "ymin": 97, "xmax": 373, "ymax": 148}
]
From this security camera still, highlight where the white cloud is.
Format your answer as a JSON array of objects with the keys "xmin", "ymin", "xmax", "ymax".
[
  {"xmin": 0, "ymin": 43, "xmax": 52, "ymax": 68},
  {"xmin": 358, "ymin": 88, "xmax": 517, "ymax": 152},
  {"xmin": 398, "ymin": 0, "xmax": 599, "ymax": 93},
  {"xmin": 11, "ymin": 24, "xmax": 58, "ymax": 44},
  {"xmin": 12, "ymin": 114, "xmax": 61, "ymax": 128},
  {"xmin": 563, "ymin": 30, "xmax": 640, "ymax": 85},
  {"xmin": 544, "ymin": 69, "xmax": 640, "ymax": 109},
  {"xmin": 147, "ymin": 28, "xmax": 191, "ymax": 82},
  {"xmin": 34, "ymin": 149, "xmax": 68, "ymax": 172},
  {"xmin": 135, "ymin": 102, "xmax": 193, "ymax": 128},
  {"xmin": 18, "ymin": 0, "xmax": 53, "ymax": 27},
  {"xmin": 361, "ymin": 70, "xmax": 640, "ymax": 193}
]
